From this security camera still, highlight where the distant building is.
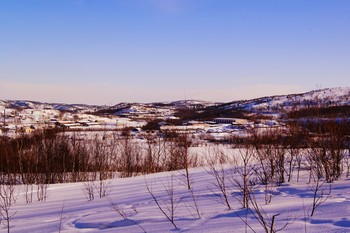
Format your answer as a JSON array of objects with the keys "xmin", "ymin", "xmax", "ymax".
[
  {"xmin": 55, "ymin": 121, "xmax": 81, "ymax": 129},
  {"xmin": 160, "ymin": 125, "xmax": 206, "ymax": 133},
  {"xmin": 232, "ymin": 119, "xmax": 250, "ymax": 125},
  {"xmin": 213, "ymin": 118, "xmax": 237, "ymax": 124}
]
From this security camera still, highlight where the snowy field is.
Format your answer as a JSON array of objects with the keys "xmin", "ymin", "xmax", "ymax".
[
  {"xmin": 5, "ymin": 165, "xmax": 350, "ymax": 233},
  {"xmin": 1, "ymin": 87, "xmax": 350, "ymax": 232}
]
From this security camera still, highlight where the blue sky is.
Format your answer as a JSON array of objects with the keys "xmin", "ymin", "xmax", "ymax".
[{"xmin": 1, "ymin": 0, "xmax": 349, "ymax": 104}]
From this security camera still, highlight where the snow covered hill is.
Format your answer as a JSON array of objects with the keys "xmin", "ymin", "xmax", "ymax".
[
  {"xmin": 1, "ymin": 87, "xmax": 349, "ymax": 137},
  {"xmin": 0, "ymin": 100, "xmax": 102, "ymax": 113},
  {"xmin": 7, "ymin": 164, "xmax": 350, "ymax": 233},
  {"xmin": 1, "ymin": 87, "xmax": 349, "ymax": 115},
  {"xmin": 222, "ymin": 87, "xmax": 350, "ymax": 112}
]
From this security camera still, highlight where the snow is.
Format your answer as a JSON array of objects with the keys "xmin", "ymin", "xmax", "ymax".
[
  {"xmin": 6, "ymin": 165, "xmax": 350, "ymax": 233},
  {"xmin": 2, "ymin": 87, "xmax": 350, "ymax": 232},
  {"xmin": 225, "ymin": 87, "xmax": 350, "ymax": 113}
]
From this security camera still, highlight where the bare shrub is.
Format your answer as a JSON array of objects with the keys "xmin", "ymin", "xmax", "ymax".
[
  {"xmin": 82, "ymin": 180, "xmax": 95, "ymax": 201},
  {"xmin": 206, "ymin": 147, "xmax": 232, "ymax": 210},
  {"xmin": 94, "ymin": 179, "xmax": 110, "ymax": 199},
  {"xmin": 309, "ymin": 178, "xmax": 332, "ymax": 217},
  {"xmin": 143, "ymin": 133, "xmax": 166, "ymax": 174},
  {"xmin": 248, "ymin": 191, "xmax": 294, "ymax": 233},
  {"xmin": 107, "ymin": 197, "xmax": 146, "ymax": 233},
  {"xmin": 145, "ymin": 174, "xmax": 182, "ymax": 229},
  {"xmin": 118, "ymin": 131, "xmax": 142, "ymax": 178},
  {"xmin": 36, "ymin": 182, "xmax": 49, "ymax": 202},
  {"xmin": 0, "ymin": 184, "xmax": 17, "ymax": 233},
  {"xmin": 186, "ymin": 187, "xmax": 201, "ymax": 219},
  {"xmin": 24, "ymin": 183, "xmax": 34, "ymax": 204},
  {"xmin": 176, "ymin": 133, "xmax": 192, "ymax": 190},
  {"xmin": 284, "ymin": 124, "xmax": 305, "ymax": 182},
  {"xmin": 344, "ymin": 149, "xmax": 350, "ymax": 178},
  {"xmin": 230, "ymin": 144, "xmax": 256, "ymax": 208},
  {"xmin": 90, "ymin": 135, "xmax": 112, "ymax": 198},
  {"xmin": 176, "ymin": 173, "xmax": 202, "ymax": 219}
]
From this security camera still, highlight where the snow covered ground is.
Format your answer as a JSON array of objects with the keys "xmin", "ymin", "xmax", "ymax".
[
  {"xmin": 2, "ymin": 87, "xmax": 350, "ymax": 232},
  {"xmin": 7, "ymin": 165, "xmax": 350, "ymax": 233}
]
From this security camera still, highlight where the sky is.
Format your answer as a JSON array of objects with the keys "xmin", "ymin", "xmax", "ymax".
[{"xmin": 0, "ymin": 0, "xmax": 349, "ymax": 105}]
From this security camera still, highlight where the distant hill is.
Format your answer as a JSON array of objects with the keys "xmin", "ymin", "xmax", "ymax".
[{"xmin": 1, "ymin": 87, "xmax": 349, "ymax": 117}]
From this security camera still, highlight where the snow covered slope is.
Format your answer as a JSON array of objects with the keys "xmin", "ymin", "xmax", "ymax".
[
  {"xmin": 2, "ymin": 87, "xmax": 349, "ymax": 115},
  {"xmin": 8, "ymin": 165, "xmax": 350, "ymax": 233},
  {"xmin": 0, "ymin": 100, "xmax": 101, "ymax": 112},
  {"xmin": 223, "ymin": 87, "xmax": 350, "ymax": 112}
]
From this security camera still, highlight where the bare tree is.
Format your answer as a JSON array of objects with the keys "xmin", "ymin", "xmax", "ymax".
[
  {"xmin": 143, "ymin": 132, "xmax": 165, "ymax": 174},
  {"xmin": 118, "ymin": 130, "xmax": 141, "ymax": 178},
  {"xmin": 294, "ymin": 149, "xmax": 304, "ymax": 183},
  {"xmin": 252, "ymin": 145, "xmax": 275, "ymax": 205},
  {"xmin": 344, "ymin": 149, "xmax": 350, "ymax": 178},
  {"xmin": 304, "ymin": 111, "xmax": 347, "ymax": 183},
  {"xmin": 327, "ymin": 122, "xmax": 346, "ymax": 180},
  {"xmin": 253, "ymin": 145, "xmax": 273, "ymax": 186},
  {"xmin": 145, "ymin": 174, "xmax": 182, "ymax": 230},
  {"xmin": 36, "ymin": 182, "xmax": 49, "ymax": 202},
  {"xmin": 94, "ymin": 180, "xmax": 110, "ymax": 199},
  {"xmin": 82, "ymin": 180, "xmax": 95, "ymax": 201},
  {"xmin": 248, "ymin": 191, "xmax": 294, "ymax": 233},
  {"xmin": 284, "ymin": 124, "xmax": 304, "ymax": 182},
  {"xmin": 206, "ymin": 147, "xmax": 232, "ymax": 210},
  {"xmin": 250, "ymin": 129, "xmax": 288, "ymax": 204},
  {"xmin": 273, "ymin": 144, "xmax": 286, "ymax": 185},
  {"xmin": 36, "ymin": 172, "xmax": 49, "ymax": 202},
  {"xmin": 153, "ymin": 133, "xmax": 168, "ymax": 173},
  {"xmin": 0, "ymin": 184, "xmax": 17, "ymax": 233},
  {"xmin": 309, "ymin": 178, "xmax": 332, "ymax": 217},
  {"xmin": 24, "ymin": 183, "xmax": 34, "ymax": 204},
  {"xmin": 165, "ymin": 135, "xmax": 183, "ymax": 171},
  {"xmin": 176, "ymin": 174, "xmax": 202, "ymax": 219},
  {"xmin": 177, "ymin": 133, "xmax": 192, "ymax": 190},
  {"xmin": 58, "ymin": 202, "xmax": 65, "ymax": 233},
  {"xmin": 90, "ymin": 135, "xmax": 111, "ymax": 198},
  {"xmin": 186, "ymin": 186, "xmax": 201, "ymax": 219},
  {"xmin": 231, "ymin": 144, "xmax": 256, "ymax": 208}
]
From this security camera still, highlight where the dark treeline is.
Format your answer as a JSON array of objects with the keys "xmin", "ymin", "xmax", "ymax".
[
  {"xmin": 286, "ymin": 104, "xmax": 350, "ymax": 138},
  {"xmin": 0, "ymin": 128, "xmax": 199, "ymax": 185},
  {"xmin": 174, "ymin": 106, "xmax": 249, "ymax": 121},
  {"xmin": 227, "ymin": 114, "xmax": 350, "ymax": 184},
  {"xmin": 1, "ymin": 103, "xmax": 350, "ymax": 186},
  {"xmin": 288, "ymin": 105, "xmax": 350, "ymax": 119},
  {"xmin": 0, "ymin": 129, "xmax": 93, "ymax": 184}
]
